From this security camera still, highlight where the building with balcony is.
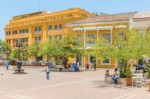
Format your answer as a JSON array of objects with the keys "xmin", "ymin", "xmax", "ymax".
[
  {"xmin": 67, "ymin": 12, "xmax": 138, "ymax": 68},
  {"xmin": 4, "ymin": 8, "xmax": 92, "ymax": 48},
  {"xmin": 5, "ymin": 7, "xmax": 150, "ymax": 68}
]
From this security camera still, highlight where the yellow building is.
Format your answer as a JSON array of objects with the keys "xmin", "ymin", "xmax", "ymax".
[
  {"xmin": 67, "ymin": 12, "xmax": 137, "ymax": 68},
  {"xmin": 6, "ymin": 7, "xmax": 149, "ymax": 68},
  {"xmin": 4, "ymin": 8, "xmax": 92, "ymax": 48}
]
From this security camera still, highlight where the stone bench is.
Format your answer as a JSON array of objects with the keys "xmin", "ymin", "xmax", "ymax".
[{"xmin": 15, "ymin": 69, "xmax": 24, "ymax": 74}]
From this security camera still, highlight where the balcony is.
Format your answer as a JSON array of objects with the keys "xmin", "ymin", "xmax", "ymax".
[{"xmin": 35, "ymin": 31, "xmax": 43, "ymax": 34}]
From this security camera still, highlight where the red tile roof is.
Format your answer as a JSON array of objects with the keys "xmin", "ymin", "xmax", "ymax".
[{"xmin": 68, "ymin": 12, "xmax": 137, "ymax": 25}]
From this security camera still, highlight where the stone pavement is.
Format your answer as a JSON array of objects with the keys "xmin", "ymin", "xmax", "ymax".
[{"xmin": 0, "ymin": 66, "xmax": 149, "ymax": 99}]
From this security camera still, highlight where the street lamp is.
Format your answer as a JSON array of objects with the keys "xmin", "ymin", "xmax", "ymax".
[
  {"xmin": 16, "ymin": 41, "xmax": 23, "ymax": 61},
  {"xmin": 22, "ymin": 43, "xmax": 28, "ymax": 61}
]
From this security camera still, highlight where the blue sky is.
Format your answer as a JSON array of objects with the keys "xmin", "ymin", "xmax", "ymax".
[{"xmin": 0, "ymin": 0, "xmax": 150, "ymax": 40}]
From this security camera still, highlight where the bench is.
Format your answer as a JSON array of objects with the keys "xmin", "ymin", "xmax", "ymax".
[
  {"xmin": 15, "ymin": 69, "xmax": 24, "ymax": 73},
  {"xmin": 55, "ymin": 66, "xmax": 65, "ymax": 72},
  {"xmin": 134, "ymin": 64, "xmax": 148, "ymax": 73},
  {"xmin": 51, "ymin": 65, "xmax": 71, "ymax": 72}
]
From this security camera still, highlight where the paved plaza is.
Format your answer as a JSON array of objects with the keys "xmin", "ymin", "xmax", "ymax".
[{"xmin": 0, "ymin": 66, "xmax": 149, "ymax": 99}]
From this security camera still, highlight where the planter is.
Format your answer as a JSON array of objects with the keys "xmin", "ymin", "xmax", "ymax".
[
  {"xmin": 148, "ymin": 81, "xmax": 150, "ymax": 91},
  {"xmin": 126, "ymin": 77, "xmax": 132, "ymax": 86},
  {"xmin": 119, "ymin": 78, "xmax": 126, "ymax": 85}
]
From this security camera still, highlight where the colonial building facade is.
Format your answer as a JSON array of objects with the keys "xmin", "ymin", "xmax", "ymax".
[
  {"xmin": 4, "ymin": 8, "xmax": 150, "ymax": 68},
  {"xmin": 4, "ymin": 8, "xmax": 92, "ymax": 48},
  {"xmin": 67, "ymin": 12, "xmax": 137, "ymax": 68}
]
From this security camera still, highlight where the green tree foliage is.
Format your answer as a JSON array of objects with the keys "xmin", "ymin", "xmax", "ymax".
[
  {"xmin": 41, "ymin": 35, "xmax": 81, "ymax": 65},
  {"xmin": 10, "ymin": 43, "xmax": 28, "ymax": 60},
  {"xmin": 28, "ymin": 42, "xmax": 42, "ymax": 61},
  {"xmin": 62, "ymin": 35, "xmax": 81, "ymax": 57},
  {"xmin": 96, "ymin": 29, "xmax": 150, "ymax": 77},
  {"xmin": 0, "ymin": 40, "xmax": 12, "ymax": 59}
]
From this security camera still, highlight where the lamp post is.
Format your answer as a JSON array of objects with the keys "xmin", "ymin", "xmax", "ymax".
[
  {"xmin": 16, "ymin": 41, "xmax": 22, "ymax": 61},
  {"xmin": 22, "ymin": 45, "xmax": 28, "ymax": 61}
]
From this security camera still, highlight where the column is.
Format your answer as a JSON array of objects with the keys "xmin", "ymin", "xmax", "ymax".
[
  {"xmin": 110, "ymin": 28, "xmax": 113, "ymax": 44},
  {"xmin": 28, "ymin": 27, "xmax": 33, "ymax": 46},
  {"xmin": 42, "ymin": 24, "xmax": 48, "ymax": 43},
  {"xmin": 84, "ymin": 29, "xmax": 86, "ymax": 48},
  {"xmin": 96, "ymin": 29, "xmax": 99, "ymax": 41},
  {"xmin": 83, "ymin": 29, "xmax": 86, "ymax": 68}
]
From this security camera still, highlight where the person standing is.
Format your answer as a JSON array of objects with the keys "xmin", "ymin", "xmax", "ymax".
[
  {"xmin": 93, "ymin": 60, "xmax": 96, "ymax": 71},
  {"xmin": 85, "ymin": 62, "xmax": 89, "ymax": 70},
  {"xmin": 76, "ymin": 61, "xmax": 80, "ymax": 71},
  {"xmin": 45, "ymin": 65, "xmax": 50, "ymax": 80},
  {"xmin": 5, "ymin": 60, "xmax": 9, "ymax": 70}
]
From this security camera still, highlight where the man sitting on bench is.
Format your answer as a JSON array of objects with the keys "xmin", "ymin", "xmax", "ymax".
[
  {"xmin": 134, "ymin": 59, "xmax": 147, "ymax": 73},
  {"xmin": 112, "ymin": 68, "xmax": 119, "ymax": 84}
]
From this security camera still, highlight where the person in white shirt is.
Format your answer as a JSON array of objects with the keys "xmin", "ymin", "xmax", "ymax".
[{"xmin": 45, "ymin": 65, "xmax": 50, "ymax": 80}]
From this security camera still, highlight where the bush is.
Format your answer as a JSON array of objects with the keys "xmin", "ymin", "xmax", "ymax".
[{"xmin": 120, "ymin": 71, "xmax": 126, "ymax": 78}]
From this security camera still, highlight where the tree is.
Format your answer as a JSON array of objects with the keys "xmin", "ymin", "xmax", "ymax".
[
  {"xmin": 62, "ymin": 35, "xmax": 81, "ymax": 58},
  {"xmin": 0, "ymin": 40, "xmax": 12, "ymax": 60},
  {"xmin": 96, "ymin": 29, "xmax": 150, "ymax": 77},
  {"xmin": 11, "ymin": 43, "xmax": 28, "ymax": 61},
  {"xmin": 41, "ymin": 35, "xmax": 81, "ymax": 65},
  {"xmin": 28, "ymin": 42, "xmax": 42, "ymax": 61},
  {"xmin": 61, "ymin": 35, "xmax": 81, "ymax": 65}
]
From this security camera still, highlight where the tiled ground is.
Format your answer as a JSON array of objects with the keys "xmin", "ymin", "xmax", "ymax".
[{"xmin": 0, "ymin": 66, "xmax": 149, "ymax": 99}]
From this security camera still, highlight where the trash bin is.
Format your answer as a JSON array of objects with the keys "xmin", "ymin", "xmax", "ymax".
[{"xmin": 17, "ymin": 61, "xmax": 22, "ymax": 70}]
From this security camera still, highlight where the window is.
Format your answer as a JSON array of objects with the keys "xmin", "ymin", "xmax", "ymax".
[
  {"xmin": 13, "ymin": 39, "xmax": 15, "ymax": 43},
  {"xmin": 9, "ymin": 31, "xmax": 11, "ymax": 35},
  {"xmin": 15, "ymin": 39, "xmax": 18, "ymax": 43},
  {"xmin": 59, "ymin": 24, "xmax": 63, "ymax": 30},
  {"xmin": 25, "ymin": 29, "xmax": 28, "ymax": 33},
  {"xmin": 7, "ymin": 40, "xmax": 11, "ymax": 44},
  {"xmin": 20, "ymin": 30, "xmax": 23, "ymax": 34},
  {"xmin": 54, "ymin": 25, "xmax": 58, "ymax": 30},
  {"xmin": 22, "ymin": 38, "xmax": 28, "ymax": 42},
  {"xmin": 103, "ymin": 33, "xmax": 111, "ymax": 44},
  {"xmin": 35, "ymin": 27, "xmax": 42, "ymax": 33},
  {"xmin": 13, "ymin": 30, "xmax": 17, "ymax": 35},
  {"xmin": 25, "ymin": 38, "xmax": 28, "ymax": 42},
  {"xmin": 87, "ymin": 34, "xmax": 96, "ymax": 47},
  {"xmin": 6, "ymin": 31, "xmax": 11, "ymax": 35},
  {"xmin": 35, "ymin": 37, "xmax": 41, "ymax": 42},
  {"xmin": 49, "ymin": 25, "xmax": 53, "ymax": 31},
  {"xmin": 23, "ymin": 29, "xmax": 25, "ymax": 33},
  {"xmin": 102, "ymin": 58, "xmax": 110, "ymax": 64},
  {"xmin": 20, "ymin": 29, "xmax": 28, "ymax": 34},
  {"xmin": 22, "ymin": 38, "xmax": 25, "ymax": 42}
]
